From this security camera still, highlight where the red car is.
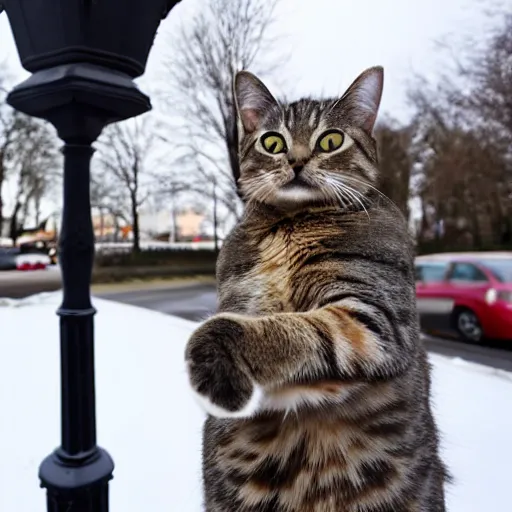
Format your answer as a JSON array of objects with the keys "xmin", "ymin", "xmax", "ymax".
[{"xmin": 415, "ymin": 252, "xmax": 512, "ymax": 343}]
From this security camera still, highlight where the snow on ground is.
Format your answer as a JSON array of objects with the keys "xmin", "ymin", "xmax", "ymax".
[
  {"xmin": 0, "ymin": 292, "xmax": 511, "ymax": 511},
  {"xmin": 0, "ymin": 293, "xmax": 204, "ymax": 511}
]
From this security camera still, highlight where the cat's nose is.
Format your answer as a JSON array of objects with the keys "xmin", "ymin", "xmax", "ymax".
[
  {"xmin": 288, "ymin": 158, "xmax": 304, "ymax": 176},
  {"xmin": 293, "ymin": 165, "xmax": 304, "ymax": 176}
]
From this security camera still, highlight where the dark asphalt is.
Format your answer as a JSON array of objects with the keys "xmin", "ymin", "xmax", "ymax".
[
  {"xmin": 2, "ymin": 271, "xmax": 511, "ymax": 372},
  {"xmin": 97, "ymin": 283, "xmax": 512, "ymax": 373},
  {"xmin": 98, "ymin": 283, "xmax": 218, "ymax": 322},
  {"xmin": 0, "ymin": 268, "xmax": 61, "ymax": 298}
]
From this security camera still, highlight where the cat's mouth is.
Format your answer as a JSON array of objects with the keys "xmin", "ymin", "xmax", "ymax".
[{"xmin": 282, "ymin": 177, "xmax": 314, "ymax": 189}]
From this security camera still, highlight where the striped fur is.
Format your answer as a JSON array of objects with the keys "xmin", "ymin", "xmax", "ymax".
[{"xmin": 185, "ymin": 67, "xmax": 447, "ymax": 511}]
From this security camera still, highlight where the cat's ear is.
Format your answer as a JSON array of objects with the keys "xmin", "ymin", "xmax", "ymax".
[
  {"xmin": 339, "ymin": 66, "xmax": 384, "ymax": 134},
  {"xmin": 234, "ymin": 71, "xmax": 280, "ymax": 134}
]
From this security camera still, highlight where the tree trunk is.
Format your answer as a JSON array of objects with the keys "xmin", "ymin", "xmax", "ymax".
[
  {"xmin": 466, "ymin": 193, "xmax": 481, "ymax": 249},
  {"xmin": 418, "ymin": 195, "xmax": 429, "ymax": 244},
  {"xmin": 0, "ymin": 156, "xmax": 4, "ymax": 229},
  {"xmin": 113, "ymin": 215, "xmax": 120, "ymax": 242},
  {"xmin": 99, "ymin": 207, "xmax": 105, "ymax": 241},
  {"xmin": 213, "ymin": 182, "xmax": 219, "ymax": 254},
  {"xmin": 35, "ymin": 195, "xmax": 42, "ymax": 226},
  {"xmin": 169, "ymin": 192, "xmax": 177, "ymax": 243},
  {"xmin": 9, "ymin": 201, "xmax": 21, "ymax": 245},
  {"xmin": 131, "ymin": 192, "xmax": 140, "ymax": 253},
  {"xmin": 21, "ymin": 197, "xmax": 30, "ymax": 229},
  {"xmin": 173, "ymin": 194, "xmax": 180, "ymax": 242}
]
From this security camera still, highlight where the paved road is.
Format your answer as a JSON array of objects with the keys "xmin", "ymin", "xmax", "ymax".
[
  {"xmin": 98, "ymin": 283, "xmax": 218, "ymax": 322},
  {"xmin": 2, "ymin": 272, "xmax": 511, "ymax": 372},
  {"xmin": 0, "ymin": 268, "xmax": 61, "ymax": 298},
  {"xmin": 98, "ymin": 283, "xmax": 512, "ymax": 373}
]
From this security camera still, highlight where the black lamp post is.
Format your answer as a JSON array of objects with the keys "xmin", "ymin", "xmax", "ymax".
[{"xmin": 0, "ymin": 1, "xmax": 181, "ymax": 510}]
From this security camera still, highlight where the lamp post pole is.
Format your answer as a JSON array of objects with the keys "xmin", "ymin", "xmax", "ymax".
[
  {"xmin": 1, "ymin": 1, "xmax": 182, "ymax": 510},
  {"xmin": 9, "ymin": 63, "xmax": 150, "ymax": 512},
  {"xmin": 38, "ymin": 104, "xmax": 114, "ymax": 512}
]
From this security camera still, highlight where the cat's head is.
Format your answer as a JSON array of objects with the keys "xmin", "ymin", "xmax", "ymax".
[{"xmin": 233, "ymin": 67, "xmax": 383, "ymax": 211}]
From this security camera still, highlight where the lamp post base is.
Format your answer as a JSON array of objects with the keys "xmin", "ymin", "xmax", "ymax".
[{"xmin": 40, "ymin": 447, "xmax": 114, "ymax": 512}]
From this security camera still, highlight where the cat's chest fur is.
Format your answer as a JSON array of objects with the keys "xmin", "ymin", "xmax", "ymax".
[
  {"xmin": 231, "ymin": 216, "xmax": 339, "ymax": 315},
  {"xmin": 253, "ymin": 227, "xmax": 315, "ymax": 311}
]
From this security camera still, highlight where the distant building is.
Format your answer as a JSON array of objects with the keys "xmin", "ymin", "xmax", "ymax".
[
  {"xmin": 91, "ymin": 211, "xmax": 120, "ymax": 241},
  {"xmin": 138, "ymin": 209, "xmax": 174, "ymax": 238},
  {"xmin": 91, "ymin": 207, "xmax": 208, "ymax": 243},
  {"xmin": 175, "ymin": 209, "xmax": 206, "ymax": 239}
]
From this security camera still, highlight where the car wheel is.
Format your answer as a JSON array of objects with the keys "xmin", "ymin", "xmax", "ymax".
[{"xmin": 454, "ymin": 308, "xmax": 484, "ymax": 344}]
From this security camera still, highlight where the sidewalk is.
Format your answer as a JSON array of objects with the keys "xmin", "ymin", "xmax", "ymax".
[
  {"xmin": 0, "ymin": 268, "xmax": 61, "ymax": 298},
  {"xmin": 0, "ymin": 267, "xmax": 214, "ymax": 299}
]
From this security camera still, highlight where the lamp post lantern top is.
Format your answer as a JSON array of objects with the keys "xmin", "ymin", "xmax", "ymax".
[
  {"xmin": 2, "ymin": 0, "xmax": 181, "ymax": 78},
  {"xmin": 2, "ymin": 0, "xmax": 181, "ymax": 128}
]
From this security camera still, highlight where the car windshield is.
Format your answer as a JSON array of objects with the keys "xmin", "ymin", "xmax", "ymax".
[
  {"xmin": 477, "ymin": 258, "xmax": 512, "ymax": 283},
  {"xmin": 416, "ymin": 262, "xmax": 448, "ymax": 282}
]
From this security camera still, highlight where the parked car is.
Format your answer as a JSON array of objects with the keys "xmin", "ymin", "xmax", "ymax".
[
  {"xmin": 18, "ymin": 239, "xmax": 58, "ymax": 265},
  {"xmin": 15, "ymin": 253, "xmax": 51, "ymax": 271},
  {"xmin": 0, "ymin": 247, "xmax": 19, "ymax": 271},
  {"xmin": 415, "ymin": 252, "xmax": 512, "ymax": 343}
]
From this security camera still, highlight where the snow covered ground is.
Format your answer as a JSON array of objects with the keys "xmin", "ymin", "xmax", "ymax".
[{"xmin": 0, "ymin": 292, "xmax": 510, "ymax": 511}]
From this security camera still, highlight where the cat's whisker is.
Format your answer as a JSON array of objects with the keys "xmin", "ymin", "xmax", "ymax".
[
  {"xmin": 334, "ymin": 179, "xmax": 373, "ymax": 207},
  {"xmin": 325, "ymin": 173, "xmax": 374, "ymax": 215},
  {"xmin": 326, "ymin": 175, "xmax": 366, "ymax": 215},
  {"xmin": 341, "ymin": 186, "xmax": 365, "ymax": 212},
  {"xmin": 341, "ymin": 175, "xmax": 403, "ymax": 215},
  {"xmin": 325, "ymin": 179, "xmax": 344, "ymax": 206},
  {"xmin": 331, "ymin": 185, "xmax": 348, "ymax": 208},
  {"xmin": 334, "ymin": 186, "xmax": 352, "ymax": 211},
  {"xmin": 244, "ymin": 174, "xmax": 277, "ymax": 206},
  {"xmin": 320, "ymin": 174, "xmax": 348, "ymax": 209},
  {"xmin": 327, "ymin": 178, "xmax": 354, "ymax": 211},
  {"xmin": 338, "ymin": 183, "xmax": 371, "ymax": 221}
]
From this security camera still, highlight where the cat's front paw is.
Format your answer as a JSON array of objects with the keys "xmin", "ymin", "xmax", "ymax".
[{"xmin": 185, "ymin": 315, "xmax": 262, "ymax": 419}]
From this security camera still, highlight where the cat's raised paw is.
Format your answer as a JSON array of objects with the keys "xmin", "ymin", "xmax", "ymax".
[{"xmin": 185, "ymin": 315, "xmax": 262, "ymax": 418}]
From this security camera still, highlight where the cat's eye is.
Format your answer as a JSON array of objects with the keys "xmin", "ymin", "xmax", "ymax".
[
  {"xmin": 317, "ymin": 130, "xmax": 344, "ymax": 153},
  {"xmin": 261, "ymin": 132, "xmax": 287, "ymax": 154}
]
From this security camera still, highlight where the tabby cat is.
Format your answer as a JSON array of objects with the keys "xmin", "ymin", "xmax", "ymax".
[{"xmin": 185, "ymin": 66, "xmax": 447, "ymax": 512}]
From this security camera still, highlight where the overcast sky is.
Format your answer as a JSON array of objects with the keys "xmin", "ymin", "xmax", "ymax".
[
  {"xmin": 0, "ymin": 0, "xmax": 502, "ymax": 120},
  {"xmin": 0, "ymin": 0, "xmax": 509, "ymax": 221}
]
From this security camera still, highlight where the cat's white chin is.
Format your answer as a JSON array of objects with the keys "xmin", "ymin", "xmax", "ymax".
[
  {"xmin": 190, "ymin": 383, "xmax": 264, "ymax": 419},
  {"xmin": 275, "ymin": 184, "xmax": 320, "ymax": 203}
]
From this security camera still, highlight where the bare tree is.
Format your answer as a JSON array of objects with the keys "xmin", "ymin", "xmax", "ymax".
[
  {"xmin": 0, "ymin": 112, "xmax": 19, "ymax": 230},
  {"xmin": 461, "ymin": 12, "xmax": 512, "ymax": 244},
  {"xmin": 90, "ymin": 171, "xmax": 128, "ymax": 242},
  {"xmin": 406, "ymin": 80, "xmax": 511, "ymax": 251},
  {"xmin": 161, "ymin": 0, "xmax": 285, "ymax": 215},
  {"xmin": 0, "ymin": 67, "xmax": 22, "ymax": 227},
  {"xmin": 7, "ymin": 116, "xmax": 60, "ymax": 242},
  {"xmin": 96, "ymin": 117, "xmax": 155, "ymax": 252},
  {"xmin": 182, "ymin": 161, "xmax": 223, "ymax": 253},
  {"xmin": 1, "ymin": 67, "xmax": 60, "ymax": 243},
  {"xmin": 406, "ymin": 8, "xmax": 512, "ymax": 252},
  {"xmin": 151, "ymin": 158, "xmax": 227, "ymax": 250},
  {"xmin": 375, "ymin": 118, "xmax": 414, "ymax": 219},
  {"xmin": 460, "ymin": 13, "xmax": 512, "ymax": 140}
]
